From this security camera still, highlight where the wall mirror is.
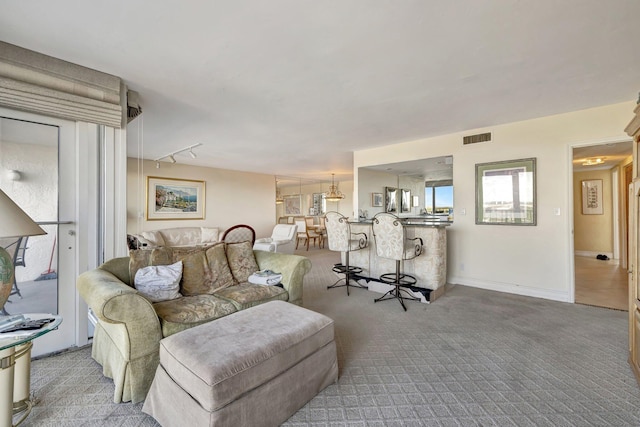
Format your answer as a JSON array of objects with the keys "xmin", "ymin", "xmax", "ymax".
[
  {"xmin": 475, "ymin": 157, "xmax": 536, "ymax": 225},
  {"xmin": 358, "ymin": 155, "xmax": 454, "ymax": 220}
]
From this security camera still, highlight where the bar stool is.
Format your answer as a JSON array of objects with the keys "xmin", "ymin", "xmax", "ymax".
[
  {"xmin": 324, "ymin": 211, "xmax": 368, "ymax": 295},
  {"xmin": 371, "ymin": 213, "xmax": 423, "ymax": 311}
]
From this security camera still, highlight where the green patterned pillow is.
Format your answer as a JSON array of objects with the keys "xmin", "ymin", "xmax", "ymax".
[
  {"xmin": 225, "ymin": 241, "xmax": 259, "ymax": 283},
  {"xmin": 169, "ymin": 247, "xmax": 213, "ymax": 296},
  {"xmin": 205, "ymin": 243, "xmax": 236, "ymax": 292}
]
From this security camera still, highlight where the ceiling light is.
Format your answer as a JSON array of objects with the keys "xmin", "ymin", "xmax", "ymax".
[
  {"xmin": 324, "ymin": 173, "xmax": 345, "ymax": 202},
  {"xmin": 153, "ymin": 143, "xmax": 202, "ymax": 165},
  {"xmin": 582, "ymin": 157, "xmax": 605, "ymax": 166}
]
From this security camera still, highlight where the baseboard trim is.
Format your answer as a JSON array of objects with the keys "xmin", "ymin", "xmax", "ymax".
[
  {"xmin": 448, "ymin": 276, "xmax": 570, "ymax": 303},
  {"xmin": 575, "ymin": 250, "xmax": 614, "ymax": 259}
]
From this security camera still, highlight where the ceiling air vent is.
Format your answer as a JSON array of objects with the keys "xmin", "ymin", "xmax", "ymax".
[{"xmin": 463, "ymin": 132, "xmax": 492, "ymax": 145}]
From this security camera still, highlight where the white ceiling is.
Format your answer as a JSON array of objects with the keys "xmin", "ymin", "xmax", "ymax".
[{"xmin": 1, "ymin": 1, "xmax": 639, "ymax": 181}]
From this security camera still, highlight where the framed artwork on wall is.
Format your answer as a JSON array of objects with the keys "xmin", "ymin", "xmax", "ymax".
[
  {"xmin": 385, "ymin": 187, "xmax": 397, "ymax": 213},
  {"xmin": 372, "ymin": 192, "xmax": 383, "ymax": 207},
  {"xmin": 147, "ymin": 176, "xmax": 205, "ymax": 220},
  {"xmin": 581, "ymin": 179, "xmax": 603, "ymax": 215},
  {"xmin": 475, "ymin": 158, "xmax": 536, "ymax": 225},
  {"xmin": 284, "ymin": 194, "xmax": 302, "ymax": 216}
]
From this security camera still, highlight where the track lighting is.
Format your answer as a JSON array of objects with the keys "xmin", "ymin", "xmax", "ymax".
[{"xmin": 154, "ymin": 143, "xmax": 202, "ymax": 165}]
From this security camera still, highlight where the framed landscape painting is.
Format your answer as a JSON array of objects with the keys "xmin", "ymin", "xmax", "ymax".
[{"xmin": 147, "ymin": 176, "xmax": 205, "ymax": 220}]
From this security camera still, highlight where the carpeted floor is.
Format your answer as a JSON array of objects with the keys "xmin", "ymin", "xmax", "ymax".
[{"xmin": 23, "ymin": 248, "xmax": 640, "ymax": 426}]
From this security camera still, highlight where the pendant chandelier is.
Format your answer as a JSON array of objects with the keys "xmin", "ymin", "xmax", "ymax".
[
  {"xmin": 324, "ymin": 173, "xmax": 344, "ymax": 202},
  {"xmin": 275, "ymin": 179, "xmax": 284, "ymax": 204}
]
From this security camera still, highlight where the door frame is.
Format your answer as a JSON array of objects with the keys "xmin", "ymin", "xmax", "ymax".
[
  {"xmin": 0, "ymin": 107, "xmax": 81, "ymax": 355},
  {"xmin": 569, "ymin": 136, "xmax": 633, "ymax": 305}
]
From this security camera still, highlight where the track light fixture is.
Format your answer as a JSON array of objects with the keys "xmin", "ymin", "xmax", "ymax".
[{"xmin": 154, "ymin": 143, "xmax": 202, "ymax": 165}]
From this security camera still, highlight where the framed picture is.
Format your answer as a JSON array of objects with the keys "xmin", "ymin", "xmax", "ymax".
[
  {"xmin": 475, "ymin": 158, "xmax": 536, "ymax": 225},
  {"xmin": 372, "ymin": 192, "xmax": 383, "ymax": 207},
  {"xmin": 147, "ymin": 176, "xmax": 205, "ymax": 220},
  {"xmin": 284, "ymin": 194, "xmax": 302, "ymax": 216},
  {"xmin": 401, "ymin": 189, "xmax": 411, "ymax": 212},
  {"xmin": 581, "ymin": 179, "xmax": 603, "ymax": 215},
  {"xmin": 385, "ymin": 187, "xmax": 397, "ymax": 213}
]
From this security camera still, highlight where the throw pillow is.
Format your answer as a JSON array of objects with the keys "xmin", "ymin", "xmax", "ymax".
[
  {"xmin": 205, "ymin": 243, "xmax": 236, "ymax": 292},
  {"xmin": 225, "ymin": 240, "xmax": 259, "ymax": 283},
  {"xmin": 170, "ymin": 247, "xmax": 214, "ymax": 296},
  {"xmin": 134, "ymin": 261, "xmax": 183, "ymax": 302},
  {"xmin": 129, "ymin": 247, "xmax": 173, "ymax": 287},
  {"xmin": 201, "ymin": 227, "xmax": 220, "ymax": 245}
]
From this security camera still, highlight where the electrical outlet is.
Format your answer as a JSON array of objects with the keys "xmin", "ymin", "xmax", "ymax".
[
  {"xmin": 460, "ymin": 208, "xmax": 466, "ymax": 215},
  {"xmin": 553, "ymin": 208, "xmax": 561, "ymax": 216}
]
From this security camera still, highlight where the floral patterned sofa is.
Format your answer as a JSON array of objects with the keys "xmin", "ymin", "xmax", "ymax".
[{"xmin": 76, "ymin": 240, "xmax": 311, "ymax": 404}]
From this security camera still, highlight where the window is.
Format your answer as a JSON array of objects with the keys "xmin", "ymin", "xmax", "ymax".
[{"xmin": 425, "ymin": 180, "xmax": 453, "ymax": 220}]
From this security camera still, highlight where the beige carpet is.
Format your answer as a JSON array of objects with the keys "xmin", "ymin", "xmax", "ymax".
[{"xmin": 23, "ymin": 247, "xmax": 640, "ymax": 426}]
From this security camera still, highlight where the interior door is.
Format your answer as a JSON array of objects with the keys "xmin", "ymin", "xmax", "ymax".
[{"xmin": 0, "ymin": 109, "xmax": 78, "ymax": 356}]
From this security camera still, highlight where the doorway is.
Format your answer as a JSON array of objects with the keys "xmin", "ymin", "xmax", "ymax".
[
  {"xmin": 572, "ymin": 141, "xmax": 632, "ymax": 310},
  {"xmin": 0, "ymin": 109, "xmax": 79, "ymax": 356}
]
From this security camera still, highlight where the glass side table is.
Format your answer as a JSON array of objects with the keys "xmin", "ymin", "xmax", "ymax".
[{"xmin": 0, "ymin": 313, "xmax": 62, "ymax": 427}]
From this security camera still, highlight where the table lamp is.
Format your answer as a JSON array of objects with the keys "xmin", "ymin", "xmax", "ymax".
[{"xmin": 0, "ymin": 189, "xmax": 46, "ymax": 315}]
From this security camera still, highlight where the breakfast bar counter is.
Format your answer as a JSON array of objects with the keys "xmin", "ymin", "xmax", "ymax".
[{"xmin": 347, "ymin": 219, "xmax": 449, "ymax": 301}]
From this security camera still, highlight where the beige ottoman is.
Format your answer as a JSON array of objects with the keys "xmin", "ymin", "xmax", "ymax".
[{"xmin": 142, "ymin": 301, "xmax": 338, "ymax": 427}]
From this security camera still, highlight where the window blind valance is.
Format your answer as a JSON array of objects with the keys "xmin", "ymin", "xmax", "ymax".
[{"xmin": 0, "ymin": 42, "xmax": 124, "ymax": 128}]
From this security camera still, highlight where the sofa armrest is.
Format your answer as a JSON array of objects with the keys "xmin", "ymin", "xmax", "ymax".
[
  {"xmin": 77, "ymin": 268, "xmax": 162, "ymax": 360},
  {"xmin": 254, "ymin": 250, "xmax": 311, "ymax": 306}
]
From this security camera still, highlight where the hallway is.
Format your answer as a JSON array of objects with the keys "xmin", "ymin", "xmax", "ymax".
[{"xmin": 575, "ymin": 255, "xmax": 628, "ymax": 311}]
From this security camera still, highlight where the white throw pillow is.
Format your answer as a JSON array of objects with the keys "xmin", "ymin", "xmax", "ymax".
[
  {"xmin": 201, "ymin": 227, "xmax": 219, "ymax": 244},
  {"xmin": 134, "ymin": 261, "xmax": 183, "ymax": 302}
]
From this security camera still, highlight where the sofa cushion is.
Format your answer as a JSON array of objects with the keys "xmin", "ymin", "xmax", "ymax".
[
  {"xmin": 134, "ymin": 261, "xmax": 183, "ymax": 302},
  {"xmin": 225, "ymin": 241, "xmax": 259, "ymax": 283},
  {"xmin": 215, "ymin": 283, "xmax": 288, "ymax": 310},
  {"xmin": 129, "ymin": 247, "xmax": 173, "ymax": 286},
  {"xmin": 201, "ymin": 227, "xmax": 220, "ymax": 244},
  {"xmin": 153, "ymin": 294, "xmax": 238, "ymax": 337},
  {"xmin": 205, "ymin": 243, "xmax": 236, "ymax": 292},
  {"xmin": 140, "ymin": 230, "xmax": 166, "ymax": 247},
  {"xmin": 159, "ymin": 227, "xmax": 202, "ymax": 247}
]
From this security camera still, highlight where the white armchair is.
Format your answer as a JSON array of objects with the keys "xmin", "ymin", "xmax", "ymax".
[{"xmin": 253, "ymin": 224, "xmax": 298, "ymax": 254}]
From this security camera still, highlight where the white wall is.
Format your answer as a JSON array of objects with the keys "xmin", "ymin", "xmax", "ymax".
[
  {"xmin": 354, "ymin": 101, "xmax": 635, "ymax": 302},
  {"xmin": 127, "ymin": 159, "xmax": 276, "ymax": 239},
  {"xmin": 0, "ymin": 141, "xmax": 58, "ymax": 281}
]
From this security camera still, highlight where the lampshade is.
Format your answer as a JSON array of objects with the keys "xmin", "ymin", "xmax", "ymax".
[
  {"xmin": 0, "ymin": 189, "xmax": 46, "ymax": 315},
  {"xmin": 324, "ymin": 174, "xmax": 345, "ymax": 202},
  {"xmin": 0, "ymin": 189, "xmax": 46, "ymax": 238}
]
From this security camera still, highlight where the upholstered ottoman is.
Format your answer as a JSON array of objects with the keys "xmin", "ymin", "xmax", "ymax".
[{"xmin": 142, "ymin": 300, "xmax": 338, "ymax": 426}]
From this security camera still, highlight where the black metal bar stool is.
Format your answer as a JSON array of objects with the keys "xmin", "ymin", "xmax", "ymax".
[
  {"xmin": 324, "ymin": 211, "xmax": 368, "ymax": 295},
  {"xmin": 371, "ymin": 213, "xmax": 423, "ymax": 311}
]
